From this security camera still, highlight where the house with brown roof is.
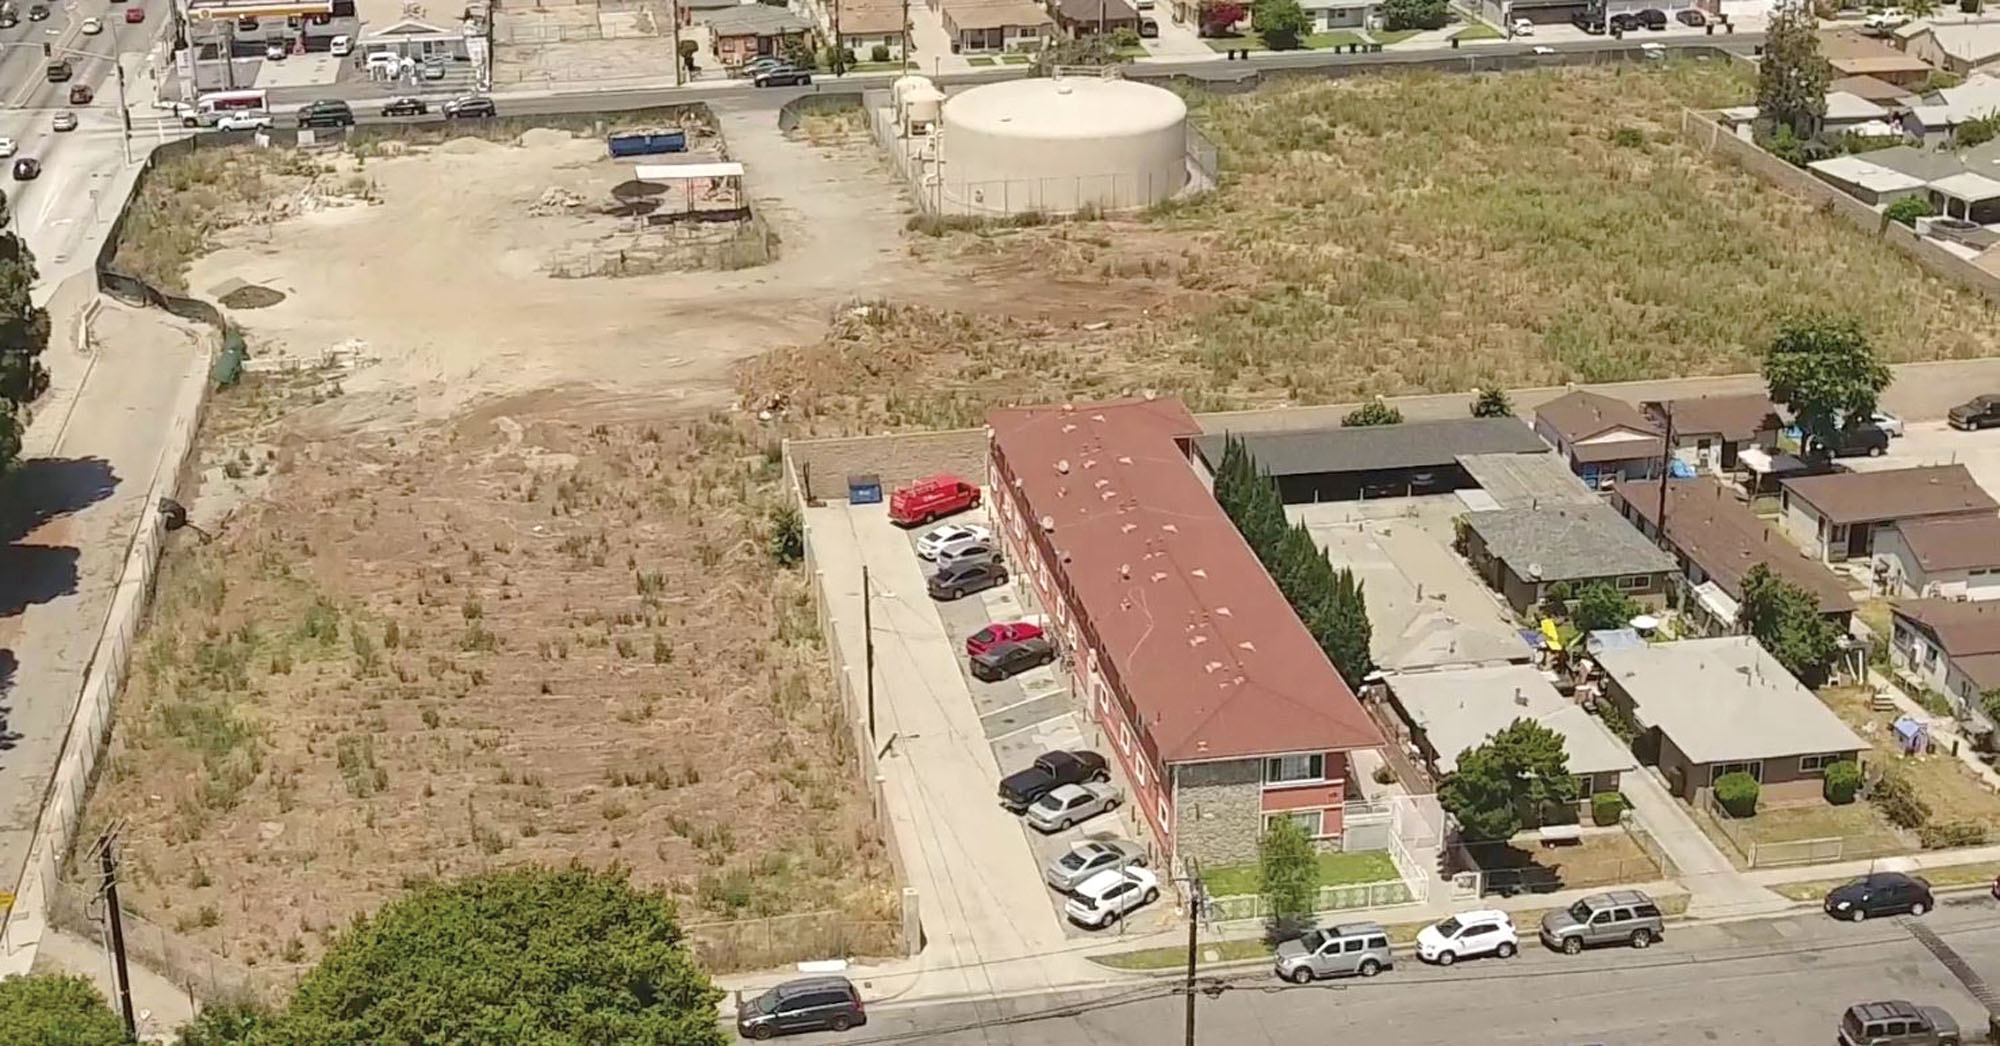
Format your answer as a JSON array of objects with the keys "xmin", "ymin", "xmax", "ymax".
[
  {"xmin": 987, "ymin": 397, "xmax": 1386, "ymax": 868},
  {"xmin": 828, "ymin": 1, "xmax": 908, "ymax": 58},
  {"xmin": 1047, "ymin": 0, "xmax": 1139, "ymax": 35},
  {"xmin": 1532, "ymin": 390, "xmax": 1662, "ymax": 491},
  {"xmin": 941, "ymin": 0, "xmax": 1052, "ymax": 51},
  {"xmin": 1889, "ymin": 599, "xmax": 2000, "ymax": 723},
  {"xmin": 1779, "ymin": 465, "xmax": 1998, "ymax": 563},
  {"xmin": 1820, "ymin": 27, "xmax": 1937, "ymax": 86},
  {"xmin": 1641, "ymin": 393, "xmax": 1782, "ymax": 477},
  {"xmin": 1876, "ymin": 515, "xmax": 2000, "ymax": 601},
  {"xmin": 1612, "ymin": 477, "xmax": 1856, "ymax": 636}
]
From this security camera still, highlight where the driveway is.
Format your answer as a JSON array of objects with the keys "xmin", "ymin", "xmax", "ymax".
[
  {"xmin": 906, "ymin": 513, "xmax": 1176, "ymax": 941},
  {"xmin": 1840, "ymin": 420, "xmax": 2000, "ymax": 499}
]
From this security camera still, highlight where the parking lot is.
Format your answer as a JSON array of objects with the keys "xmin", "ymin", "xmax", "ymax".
[
  {"xmin": 899, "ymin": 507, "xmax": 1178, "ymax": 940},
  {"xmin": 1843, "ymin": 419, "xmax": 2000, "ymax": 494}
]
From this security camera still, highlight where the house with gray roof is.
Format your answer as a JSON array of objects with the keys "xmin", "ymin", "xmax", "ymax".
[
  {"xmin": 1460, "ymin": 502, "xmax": 1678, "ymax": 617},
  {"xmin": 1593, "ymin": 637, "xmax": 1867, "ymax": 804},
  {"xmin": 1384, "ymin": 664, "xmax": 1636, "ymax": 796}
]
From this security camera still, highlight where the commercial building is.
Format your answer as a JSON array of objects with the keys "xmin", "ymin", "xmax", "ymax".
[
  {"xmin": 1779, "ymin": 465, "xmax": 1997, "ymax": 563},
  {"xmin": 1591, "ymin": 638, "xmax": 1867, "ymax": 804},
  {"xmin": 1459, "ymin": 502, "xmax": 1678, "ymax": 617},
  {"xmin": 1192, "ymin": 418, "xmax": 1550, "ymax": 504},
  {"xmin": 1875, "ymin": 515, "xmax": 2000, "ymax": 601},
  {"xmin": 1611, "ymin": 477, "xmax": 1855, "ymax": 635},
  {"xmin": 986, "ymin": 398, "xmax": 1385, "ymax": 868}
]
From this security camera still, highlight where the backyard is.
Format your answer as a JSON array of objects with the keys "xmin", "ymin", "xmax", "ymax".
[
  {"xmin": 1823, "ymin": 687, "xmax": 2000, "ymax": 837},
  {"xmin": 744, "ymin": 63, "xmax": 2000, "ymax": 434},
  {"xmin": 1461, "ymin": 831, "xmax": 1664, "ymax": 894}
]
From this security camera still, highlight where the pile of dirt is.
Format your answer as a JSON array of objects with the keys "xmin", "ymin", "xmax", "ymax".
[
  {"xmin": 528, "ymin": 186, "xmax": 587, "ymax": 215},
  {"xmin": 218, "ymin": 284, "xmax": 286, "ymax": 309}
]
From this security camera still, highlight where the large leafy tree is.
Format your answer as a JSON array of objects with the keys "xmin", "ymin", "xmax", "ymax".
[
  {"xmin": 0, "ymin": 973, "xmax": 130, "ymax": 1045},
  {"xmin": 1764, "ymin": 314, "xmax": 1891, "ymax": 457},
  {"xmin": 1379, "ymin": 0, "xmax": 1448, "ymax": 30},
  {"xmin": 0, "ymin": 192, "xmax": 49, "ymax": 474},
  {"xmin": 186, "ymin": 866, "xmax": 726, "ymax": 1046},
  {"xmin": 1571, "ymin": 581, "xmax": 1640, "ymax": 633},
  {"xmin": 1250, "ymin": 0, "xmax": 1309, "ymax": 47},
  {"xmin": 1739, "ymin": 563, "xmax": 1842, "ymax": 686},
  {"xmin": 1257, "ymin": 815, "xmax": 1320, "ymax": 931},
  {"xmin": 1757, "ymin": 2, "xmax": 1829, "ymax": 137},
  {"xmin": 1440, "ymin": 719, "xmax": 1577, "ymax": 842}
]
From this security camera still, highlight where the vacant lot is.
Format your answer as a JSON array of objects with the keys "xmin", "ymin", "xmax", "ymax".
[{"xmin": 741, "ymin": 63, "xmax": 2000, "ymax": 433}]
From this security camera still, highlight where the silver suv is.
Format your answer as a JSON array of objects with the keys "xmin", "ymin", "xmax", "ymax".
[
  {"xmin": 1539, "ymin": 889, "xmax": 1663, "ymax": 954},
  {"xmin": 1840, "ymin": 1001, "xmax": 1960, "ymax": 1045},
  {"xmin": 1272, "ymin": 922, "xmax": 1394, "ymax": 983}
]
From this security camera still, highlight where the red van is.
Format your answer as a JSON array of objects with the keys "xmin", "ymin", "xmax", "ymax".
[{"xmin": 889, "ymin": 474, "xmax": 980, "ymax": 526}]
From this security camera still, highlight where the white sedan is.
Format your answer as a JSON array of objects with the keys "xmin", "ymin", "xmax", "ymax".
[
  {"xmin": 0, "ymin": 138, "xmax": 17, "ymax": 159},
  {"xmin": 916, "ymin": 523, "xmax": 991, "ymax": 561},
  {"xmin": 1511, "ymin": 17, "xmax": 1533, "ymax": 35},
  {"xmin": 1063, "ymin": 867, "xmax": 1159, "ymax": 929},
  {"xmin": 1870, "ymin": 410, "xmax": 1906, "ymax": 438},
  {"xmin": 79, "ymin": 15, "xmax": 100, "ymax": 33}
]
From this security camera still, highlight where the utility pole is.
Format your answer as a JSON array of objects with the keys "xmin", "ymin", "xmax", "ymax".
[
  {"xmin": 863, "ymin": 564, "xmax": 875, "ymax": 740},
  {"xmin": 1654, "ymin": 401, "xmax": 1674, "ymax": 545},
  {"xmin": 97, "ymin": 833, "xmax": 136, "ymax": 1041},
  {"xmin": 1182, "ymin": 874, "xmax": 1204, "ymax": 1046},
  {"xmin": 219, "ymin": 16, "xmax": 235, "ymax": 90},
  {"xmin": 669, "ymin": 0, "xmax": 682, "ymax": 85},
  {"xmin": 899, "ymin": 0, "xmax": 908, "ymax": 70},
  {"xmin": 113, "ymin": 57, "xmax": 132, "ymax": 164},
  {"xmin": 832, "ymin": 0, "xmax": 844, "ymax": 74}
]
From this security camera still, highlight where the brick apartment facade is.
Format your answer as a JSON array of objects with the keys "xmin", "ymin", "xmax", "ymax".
[{"xmin": 986, "ymin": 398, "xmax": 1384, "ymax": 871}]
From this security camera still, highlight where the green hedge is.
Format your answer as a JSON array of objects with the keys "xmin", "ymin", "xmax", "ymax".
[
  {"xmin": 1714, "ymin": 772, "xmax": 1759, "ymax": 818},
  {"xmin": 1589, "ymin": 792, "xmax": 1625, "ymax": 827},
  {"xmin": 1823, "ymin": 760, "xmax": 1861, "ymax": 805},
  {"xmin": 1918, "ymin": 820, "xmax": 1988, "ymax": 849}
]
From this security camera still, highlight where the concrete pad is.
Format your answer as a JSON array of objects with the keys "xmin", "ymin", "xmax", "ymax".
[
  {"xmin": 1841, "ymin": 420, "xmax": 2000, "ymax": 501},
  {"xmin": 253, "ymin": 54, "xmax": 342, "ymax": 89}
]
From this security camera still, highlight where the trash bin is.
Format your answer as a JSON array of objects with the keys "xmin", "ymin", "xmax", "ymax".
[{"xmin": 848, "ymin": 473, "xmax": 883, "ymax": 505}]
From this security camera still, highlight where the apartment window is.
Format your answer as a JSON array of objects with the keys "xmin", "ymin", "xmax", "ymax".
[
  {"xmin": 1158, "ymin": 796, "xmax": 1170, "ymax": 830},
  {"xmin": 1798, "ymin": 754, "xmax": 1841, "ymax": 774},
  {"xmin": 1263, "ymin": 809, "xmax": 1325, "ymax": 837},
  {"xmin": 1264, "ymin": 753, "xmax": 1326, "ymax": 786},
  {"xmin": 1616, "ymin": 574, "xmax": 1649, "ymax": 591},
  {"xmin": 1709, "ymin": 760, "xmax": 1764, "ymax": 785}
]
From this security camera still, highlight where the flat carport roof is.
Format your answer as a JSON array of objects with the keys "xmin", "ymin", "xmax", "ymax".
[
  {"xmin": 1195, "ymin": 417, "xmax": 1549, "ymax": 477},
  {"xmin": 1456, "ymin": 451, "xmax": 1600, "ymax": 509}
]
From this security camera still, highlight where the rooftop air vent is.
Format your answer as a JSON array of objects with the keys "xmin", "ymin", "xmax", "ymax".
[
  {"xmin": 1057, "ymin": 459, "xmax": 1070, "ymax": 474},
  {"xmin": 1190, "ymin": 568, "xmax": 1207, "ymax": 579},
  {"xmin": 1040, "ymin": 515, "xmax": 1055, "ymax": 532}
]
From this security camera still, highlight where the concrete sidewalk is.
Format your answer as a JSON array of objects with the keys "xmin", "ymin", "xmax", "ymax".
[
  {"xmin": 1745, "ymin": 842, "xmax": 2000, "ymax": 887},
  {"xmin": 1618, "ymin": 767, "xmax": 1790, "ymax": 918}
]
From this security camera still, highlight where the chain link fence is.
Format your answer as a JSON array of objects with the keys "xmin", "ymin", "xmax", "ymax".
[{"xmin": 47, "ymin": 879, "xmax": 305, "ymax": 1008}]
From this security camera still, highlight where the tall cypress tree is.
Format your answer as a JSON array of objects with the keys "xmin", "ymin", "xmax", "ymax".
[
  {"xmin": 1315, "ymin": 567, "xmax": 1373, "ymax": 689},
  {"xmin": 0, "ymin": 193, "xmax": 49, "ymax": 472}
]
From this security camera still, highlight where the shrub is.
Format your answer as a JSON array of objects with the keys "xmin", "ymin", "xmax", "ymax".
[
  {"xmin": 1918, "ymin": 819, "xmax": 1988, "ymax": 849},
  {"xmin": 1371, "ymin": 763, "xmax": 1397, "ymax": 785},
  {"xmin": 1868, "ymin": 764, "xmax": 1931, "ymax": 829},
  {"xmin": 1885, "ymin": 196, "xmax": 1933, "ymax": 227},
  {"xmin": 1342, "ymin": 399, "xmax": 1403, "ymax": 427},
  {"xmin": 870, "ymin": 43, "xmax": 891, "ymax": 62},
  {"xmin": 1714, "ymin": 771, "xmax": 1759, "ymax": 817},
  {"xmin": 1822, "ymin": 760, "xmax": 1861, "ymax": 804},
  {"xmin": 769, "ymin": 503, "xmax": 804, "ymax": 566},
  {"xmin": 1379, "ymin": 0, "xmax": 1448, "ymax": 30},
  {"xmin": 1112, "ymin": 26, "xmax": 1142, "ymax": 48},
  {"xmin": 1609, "ymin": 127, "xmax": 1646, "ymax": 148},
  {"xmin": 1589, "ymin": 792, "xmax": 1625, "ymax": 827}
]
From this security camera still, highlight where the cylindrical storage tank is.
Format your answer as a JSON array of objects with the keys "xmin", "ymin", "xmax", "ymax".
[
  {"xmin": 905, "ymin": 85, "xmax": 945, "ymax": 129},
  {"xmin": 892, "ymin": 75, "xmax": 936, "ymax": 119},
  {"xmin": 937, "ymin": 78, "xmax": 1187, "ymax": 217}
]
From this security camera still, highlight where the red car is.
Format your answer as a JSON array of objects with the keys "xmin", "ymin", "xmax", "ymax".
[
  {"xmin": 966, "ymin": 621, "xmax": 1044, "ymax": 657},
  {"xmin": 124, "ymin": 6, "xmax": 143, "ymax": 21}
]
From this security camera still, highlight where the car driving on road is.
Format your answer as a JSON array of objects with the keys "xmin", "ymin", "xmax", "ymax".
[
  {"xmin": 754, "ymin": 66, "xmax": 813, "ymax": 87},
  {"xmin": 51, "ymin": 112, "xmax": 76, "ymax": 132},
  {"xmin": 1825, "ymin": 872, "xmax": 1932, "ymax": 922},
  {"xmin": 68, "ymin": 84, "xmax": 92, "ymax": 105},
  {"xmin": 1839, "ymin": 1000, "xmax": 1959, "ymax": 1045},
  {"xmin": 215, "ymin": 112, "xmax": 274, "ymax": 131},
  {"xmin": 1063, "ymin": 867, "xmax": 1159, "ymax": 929},
  {"xmin": 442, "ymin": 95, "xmax": 497, "ymax": 119},
  {"xmin": 734, "ymin": 976, "xmax": 866, "ymax": 1040},
  {"xmin": 1416, "ymin": 910, "xmax": 1518, "ymax": 965},
  {"xmin": 381, "ymin": 96, "xmax": 428, "ymax": 117},
  {"xmin": 11, "ymin": 158, "xmax": 39, "ymax": 181},
  {"xmin": 295, "ymin": 99, "xmax": 355, "ymax": 129},
  {"xmin": 1043, "ymin": 839, "xmax": 1147, "ymax": 893}
]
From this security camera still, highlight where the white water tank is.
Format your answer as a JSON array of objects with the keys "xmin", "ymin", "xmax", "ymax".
[
  {"xmin": 892, "ymin": 75, "xmax": 937, "ymax": 120},
  {"xmin": 905, "ymin": 84, "xmax": 945, "ymax": 130},
  {"xmin": 937, "ymin": 77, "xmax": 1187, "ymax": 216}
]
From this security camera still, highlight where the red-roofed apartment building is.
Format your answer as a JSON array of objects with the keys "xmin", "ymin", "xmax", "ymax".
[{"xmin": 986, "ymin": 397, "xmax": 1386, "ymax": 869}]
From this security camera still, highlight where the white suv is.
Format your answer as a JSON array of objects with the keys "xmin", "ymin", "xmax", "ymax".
[
  {"xmin": 1064, "ymin": 867, "xmax": 1160, "ymax": 929},
  {"xmin": 916, "ymin": 523, "xmax": 991, "ymax": 562},
  {"xmin": 1416, "ymin": 910, "xmax": 1518, "ymax": 965}
]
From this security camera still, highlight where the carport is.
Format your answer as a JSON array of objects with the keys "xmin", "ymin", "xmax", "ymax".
[
  {"xmin": 1928, "ymin": 171, "xmax": 2000, "ymax": 224},
  {"xmin": 1193, "ymin": 417, "xmax": 1551, "ymax": 503}
]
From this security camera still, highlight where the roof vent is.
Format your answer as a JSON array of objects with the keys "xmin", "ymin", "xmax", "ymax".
[
  {"xmin": 1120, "ymin": 563, "xmax": 1131, "ymax": 579},
  {"xmin": 1190, "ymin": 568, "xmax": 1207, "ymax": 579},
  {"xmin": 1238, "ymin": 641, "xmax": 1255, "ymax": 652},
  {"xmin": 1151, "ymin": 571, "xmax": 1168, "ymax": 583},
  {"xmin": 1204, "ymin": 661, "xmax": 1223, "ymax": 674},
  {"xmin": 1118, "ymin": 456, "xmax": 1133, "ymax": 465},
  {"xmin": 1190, "ymin": 635, "xmax": 1207, "ymax": 647},
  {"xmin": 1121, "ymin": 522, "xmax": 1137, "ymax": 534},
  {"xmin": 1527, "ymin": 562, "xmax": 1544, "ymax": 581},
  {"xmin": 1062, "ymin": 403, "xmax": 1075, "ymax": 412},
  {"xmin": 1083, "ymin": 458, "xmax": 1097, "ymax": 470},
  {"xmin": 1040, "ymin": 515, "xmax": 1055, "ymax": 532},
  {"xmin": 1056, "ymin": 459, "xmax": 1070, "ymax": 474},
  {"xmin": 1215, "ymin": 606, "xmax": 1232, "ymax": 616},
  {"xmin": 1162, "ymin": 523, "xmax": 1178, "ymax": 534}
]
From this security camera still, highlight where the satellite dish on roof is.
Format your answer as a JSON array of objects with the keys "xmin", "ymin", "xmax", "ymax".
[{"xmin": 1527, "ymin": 562, "xmax": 1544, "ymax": 580}]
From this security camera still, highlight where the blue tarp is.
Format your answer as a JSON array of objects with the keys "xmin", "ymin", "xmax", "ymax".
[
  {"xmin": 1519, "ymin": 629, "xmax": 1548, "ymax": 651},
  {"xmin": 1669, "ymin": 458, "xmax": 1698, "ymax": 479}
]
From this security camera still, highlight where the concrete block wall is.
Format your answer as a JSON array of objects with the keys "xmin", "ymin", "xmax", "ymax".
[{"xmin": 788, "ymin": 428, "xmax": 988, "ymax": 503}]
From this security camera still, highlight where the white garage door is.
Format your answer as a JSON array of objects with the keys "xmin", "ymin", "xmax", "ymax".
[{"xmin": 1967, "ymin": 567, "xmax": 2000, "ymax": 601}]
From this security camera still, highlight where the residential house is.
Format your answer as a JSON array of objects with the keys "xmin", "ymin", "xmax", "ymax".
[
  {"xmin": 1822, "ymin": 90, "xmax": 1901, "ymax": 138},
  {"xmin": 1779, "ymin": 465, "xmax": 1997, "ymax": 563},
  {"xmin": 1808, "ymin": 154, "xmax": 1931, "ymax": 207},
  {"xmin": 1592, "ymin": 637, "xmax": 1868, "ymax": 804},
  {"xmin": 1299, "ymin": 0, "xmax": 1375, "ymax": 32},
  {"xmin": 1533, "ymin": 390, "xmax": 1663, "ymax": 491},
  {"xmin": 1821, "ymin": 26, "xmax": 1937, "ymax": 86},
  {"xmin": 1610, "ymin": 477, "xmax": 1856, "ymax": 636},
  {"xmin": 1459, "ymin": 502, "xmax": 1679, "ymax": 617},
  {"xmin": 1383, "ymin": 664, "xmax": 1636, "ymax": 798},
  {"xmin": 1830, "ymin": 74, "xmax": 1921, "ymax": 107},
  {"xmin": 1876, "ymin": 515, "xmax": 2000, "ymax": 600},
  {"xmin": 987, "ymin": 398, "xmax": 1387, "ymax": 867},
  {"xmin": 1895, "ymin": 16, "xmax": 2000, "ymax": 76},
  {"xmin": 1641, "ymin": 393, "xmax": 1781, "ymax": 476},
  {"xmin": 941, "ymin": 0, "xmax": 1051, "ymax": 51},
  {"xmin": 825, "ymin": 1, "xmax": 907, "ymax": 58},
  {"xmin": 1825, "ymin": 141, "xmax": 2000, "ymax": 220},
  {"xmin": 1048, "ymin": 0, "xmax": 1139, "ymax": 35},
  {"xmin": 1191, "ymin": 417, "xmax": 1550, "ymax": 503},
  {"xmin": 703, "ymin": 3, "xmax": 814, "ymax": 65},
  {"xmin": 1896, "ymin": 75, "xmax": 2000, "ymax": 145},
  {"xmin": 1890, "ymin": 599, "xmax": 2000, "ymax": 724}
]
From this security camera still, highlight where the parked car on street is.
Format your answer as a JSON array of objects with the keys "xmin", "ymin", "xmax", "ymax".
[
  {"xmin": 1949, "ymin": 395, "xmax": 2000, "ymax": 430},
  {"xmin": 442, "ymin": 95, "xmax": 496, "ymax": 119},
  {"xmin": 755, "ymin": 67, "xmax": 813, "ymax": 87},
  {"xmin": 124, "ymin": 5, "xmax": 142, "ymax": 21},
  {"xmin": 1825, "ymin": 872, "xmax": 1932, "ymax": 922},
  {"xmin": 214, "ymin": 111, "xmax": 274, "ymax": 131},
  {"xmin": 1871, "ymin": 409, "xmax": 1906, "ymax": 437},
  {"xmin": 966, "ymin": 620, "xmax": 1043, "ymax": 656},
  {"xmin": 927, "ymin": 559, "xmax": 1006, "ymax": 601},
  {"xmin": 1025, "ymin": 780, "xmax": 1121, "ymax": 832},
  {"xmin": 51, "ymin": 112, "xmax": 76, "ymax": 132},
  {"xmin": 295, "ymin": 98, "xmax": 355, "ymax": 129},
  {"xmin": 381, "ymin": 96, "xmax": 429, "ymax": 117},
  {"xmin": 735, "ymin": 976, "xmax": 866, "ymax": 1039},
  {"xmin": 998, "ymin": 750, "xmax": 1108, "ymax": 812},
  {"xmin": 11, "ymin": 157, "xmax": 39, "ymax": 181},
  {"xmin": 1572, "ymin": 10, "xmax": 1605, "ymax": 32},
  {"xmin": 1839, "ymin": 1000, "xmax": 1960, "ymax": 1045},
  {"xmin": 0, "ymin": 10, "xmax": 17, "ymax": 27},
  {"xmin": 0, "ymin": 138, "xmax": 17, "ymax": 159},
  {"xmin": 1540, "ymin": 890, "xmax": 1664, "ymax": 954},
  {"xmin": 1638, "ymin": 7, "xmax": 1667, "ymax": 28},
  {"xmin": 1675, "ymin": 7, "xmax": 1705, "ymax": 25},
  {"xmin": 1044, "ymin": 838, "xmax": 1147, "ymax": 893},
  {"xmin": 916, "ymin": 522, "xmax": 991, "ymax": 561},
  {"xmin": 970, "ymin": 636, "xmax": 1055, "ymax": 682},
  {"xmin": 739, "ymin": 56, "xmax": 792, "ymax": 77},
  {"xmin": 1138, "ymin": 16, "xmax": 1158, "ymax": 35},
  {"xmin": 1416, "ymin": 910, "xmax": 1518, "ymax": 965},
  {"xmin": 1274, "ymin": 922, "xmax": 1394, "ymax": 983},
  {"xmin": 1064, "ymin": 867, "xmax": 1159, "ymax": 929},
  {"xmin": 26, "ymin": 4, "xmax": 48, "ymax": 21},
  {"xmin": 891, "ymin": 474, "xmax": 980, "ymax": 525},
  {"xmin": 67, "ymin": 84, "xmax": 91, "ymax": 105}
]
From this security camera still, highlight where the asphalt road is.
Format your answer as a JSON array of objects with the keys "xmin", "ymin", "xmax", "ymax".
[{"xmin": 778, "ymin": 903, "xmax": 2000, "ymax": 1046}]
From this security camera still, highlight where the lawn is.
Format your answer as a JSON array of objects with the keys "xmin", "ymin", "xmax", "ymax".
[
  {"xmin": 967, "ymin": 55, "xmax": 997, "ymax": 66},
  {"xmin": 1692, "ymin": 795, "xmax": 1906, "ymax": 869},
  {"xmin": 999, "ymin": 53, "xmax": 1032, "ymax": 64},
  {"xmin": 1462, "ymin": 832, "xmax": 1663, "ymax": 894},
  {"xmin": 1201, "ymin": 850, "xmax": 1400, "ymax": 897},
  {"xmin": 1373, "ymin": 27, "xmax": 1423, "ymax": 42},
  {"xmin": 1453, "ymin": 22, "xmax": 1504, "ymax": 40}
]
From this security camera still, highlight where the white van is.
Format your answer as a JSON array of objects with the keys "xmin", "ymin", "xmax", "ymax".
[{"xmin": 330, "ymin": 34, "xmax": 352, "ymax": 56}]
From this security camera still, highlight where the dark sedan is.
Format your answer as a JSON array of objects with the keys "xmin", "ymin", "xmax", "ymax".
[
  {"xmin": 1675, "ymin": 7, "xmax": 1705, "ymax": 25},
  {"xmin": 11, "ymin": 158, "xmax": 39, "ymax": 181},
  {"xmin": 26, "ymin": 4, "xmax": 48, "ymax": 20},
  {"xmin": 380, "ymin": 97, "xmax": 429, "ymax": 117},
  {"xmin": 1824, "ymin": 872, "xmax": 1931, "ymax": 922},
  {"xmin": 754, "ymin": 68, "xmax": 813, "ymax": 87},
  {"xmin": 970, "ymin": 637, "xmax": 1056, "ymax": 682},
  {"xmin": 928, "ymin": 560, "xmax": 1006, "ymax": 602}
]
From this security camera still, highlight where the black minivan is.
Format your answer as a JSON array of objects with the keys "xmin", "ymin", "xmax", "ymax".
[
  {"xmin": 1808, "ymin": 424, "xmax": 1890, "ymax": 459},
  {"xmin": 295, "ymin": 99, "xmax": 354, "ymax": 129},
  {"xmin": 736, "ymin": 976, "xmax": 866, "ymax": 1039}
]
